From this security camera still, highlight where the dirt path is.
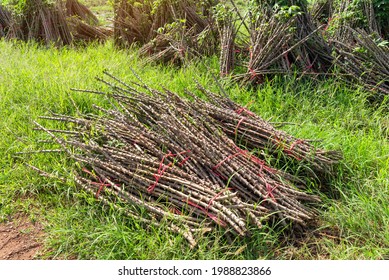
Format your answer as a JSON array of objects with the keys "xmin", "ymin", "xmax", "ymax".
[{"xmin": 0, "ymin": 215, "xmax": 44, "ymax": 260}]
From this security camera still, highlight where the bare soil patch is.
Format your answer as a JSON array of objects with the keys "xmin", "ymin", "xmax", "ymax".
[{"xmin": 0, "ymin": 215, "xmax": 44, "ymax": 260}]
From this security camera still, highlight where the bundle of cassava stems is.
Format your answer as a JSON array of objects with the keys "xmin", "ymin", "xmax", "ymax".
[{"xmin": 34, "ymin": 72, "xmax": 341, "ymax": 247}]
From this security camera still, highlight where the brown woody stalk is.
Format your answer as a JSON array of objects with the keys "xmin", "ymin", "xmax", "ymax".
[{"xmin": 30, "ymin": 73, "xmax": 341, "ymax": 246}]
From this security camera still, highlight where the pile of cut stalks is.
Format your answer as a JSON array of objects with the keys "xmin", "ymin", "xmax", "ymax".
[
  {"xmin": 31, "ymin": 73, "xmax": 341, "ymax": 247},
  {"xmin": 0, "ymin": 0, "xmax": 111, "ymax": 46}
]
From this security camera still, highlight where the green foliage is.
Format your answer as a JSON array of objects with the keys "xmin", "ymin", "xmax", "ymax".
[
  {"xmin": 0, "ymin": 0, "xmax": 27, "ymax": 14},
  {"xmin": 373, "ymin": 0, "xmax": 389, "ymax": 34},
  {"xmin": 249, "ymin": 0, "xmax": 308, "ymax": 7},
  {"xmin": 274, "ymin": 3, "xmax": 302, "ymax": 19},
  {"xmin": 156, "ymin": 18, "xmax": 186, "ymax": 38},
  {"xmin": 246, "ymin": 0, "xmax": 304, "ymax": 22},
  {"xmin": 212, "ymin": 2, "xmax": 232, "ymax": 23},
  {"xmin": 0, "ymin": 0, "xmax": 55, "ymax": 14},
  {"xmin": 325, "ymin": 0, "xmax": 389, "ymax": 37}
]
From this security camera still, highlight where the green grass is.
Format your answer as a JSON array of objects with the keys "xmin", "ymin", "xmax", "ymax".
[
  {"xmin": 79, "ymin": 0, "xmax": 113, "ymax": 26},
  {"xmin": 0, "ymin": 39, "xmax": 388, "ymax": 259}
]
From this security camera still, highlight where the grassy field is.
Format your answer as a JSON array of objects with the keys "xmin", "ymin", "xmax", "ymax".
[{"xmin": 1, "ymin": 37, "xmax": 388, "ymax": 259}]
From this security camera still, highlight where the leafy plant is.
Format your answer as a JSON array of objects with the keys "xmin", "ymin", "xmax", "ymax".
[
  {"xmin": 327, "ymin": 0, "xmax": 389, "ymax": 38},
  {"xmin": 1, "ymin": 0, "xmax": 55, "ymax": 14}
]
